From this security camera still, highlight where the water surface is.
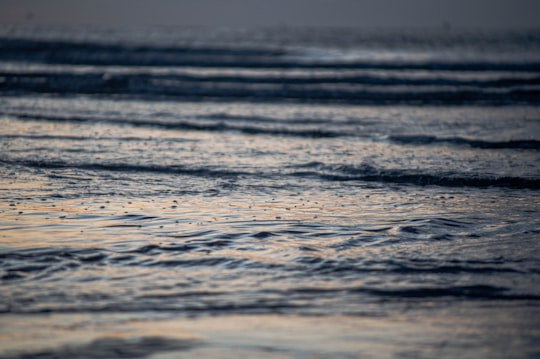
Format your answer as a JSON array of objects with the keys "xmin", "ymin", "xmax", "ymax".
[{"xmin": 1, "ymin": 26, "xmax": 540, "ymax": 358}]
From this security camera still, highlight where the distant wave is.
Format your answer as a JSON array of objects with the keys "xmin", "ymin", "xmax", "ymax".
[
  {"xmin": 2, "ymin": 36, "xmax": 540, "ymax": 105},
  {"xmin": 2, "ymin": 37, "xmax": 540, "ymax": 72},
  {"xmin": 1, "ymin": 70, "xmax": 540, "ymax": 105}
]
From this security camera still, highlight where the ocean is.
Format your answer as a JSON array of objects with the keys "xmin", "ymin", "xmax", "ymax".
[{"xmin": 0, "ymin": 26, "xmax": 539, "ymax": 358}]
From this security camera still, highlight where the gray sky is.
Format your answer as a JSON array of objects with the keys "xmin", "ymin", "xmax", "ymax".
[{"xmin": 1, "ymin": 0, "xmax": 539, "ymax": 29}]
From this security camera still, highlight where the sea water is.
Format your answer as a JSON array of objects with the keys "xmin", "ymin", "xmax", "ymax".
[{"xmin": 0, "ymin": 26, "xmax": 540, "ymax": 358}]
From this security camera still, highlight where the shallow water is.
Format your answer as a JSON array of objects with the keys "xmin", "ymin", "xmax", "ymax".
[{"xmin": 1, "ymin": 26, "xmax": 540, "ymax": 358}]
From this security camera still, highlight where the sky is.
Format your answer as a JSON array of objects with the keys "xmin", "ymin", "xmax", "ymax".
[{"xmin": 0, "ymin": 0, "xmax": 539, "ymax": 29}]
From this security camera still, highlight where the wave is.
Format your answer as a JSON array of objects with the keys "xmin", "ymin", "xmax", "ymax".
[
  {"xmin": 1, "ymin": 37, "xmax": 540, "ymax": 72},
  {"xmin": 2, "ymin": 158, "xmax": 538, "ymax": 190},
  {"xmin": 389, "ymin": 135, "xmax": 540, "ymax": 150},
  {"xmin": 0, "ymin": 159, "xmax": 250, "ymax": 179},
  {"xmin": 3, "ymin": 112, "xmax": 343, "ymax": 138},
  {"xmin": 3, "ymin": 70, "xmax": 540, "ymax": 87},
  {"xmin": 5, "ymin": 113, "xmax": 540, "ymax": 150},
  {"xmin": 1, "ymin": 72, "xmax": 539, "ymax": 105},
  {"xmin": 288, "ymin": 284, "xmax": 539, "ymax": 300},
  {"xmin": 291, "ymin": 162, "xmax": 540, "ymax": 189},
  {"xmin": 0, "ymin": 36, "xmax": 285, "ymax": 62},
  {"xmin": 0, "ymin": 336, "xmax": 197, "ymax": 359},
  {"xmin": 2, "ymin": 246, "xmax": 537, "ymax": 308},
  {"xmin": 359, "ymin": 285, "xmax": 540, "ymax": 300},
  {"xmin": 0, "ymin": 134, "xmax": 197, "ymax": 144},
  {"xmin": 2, "ymin": 245, "xmax": 534, "ymax": 281},
  {"xmin": 4, "ymin": 77, "xmax": 540, "ymax": 106}
]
